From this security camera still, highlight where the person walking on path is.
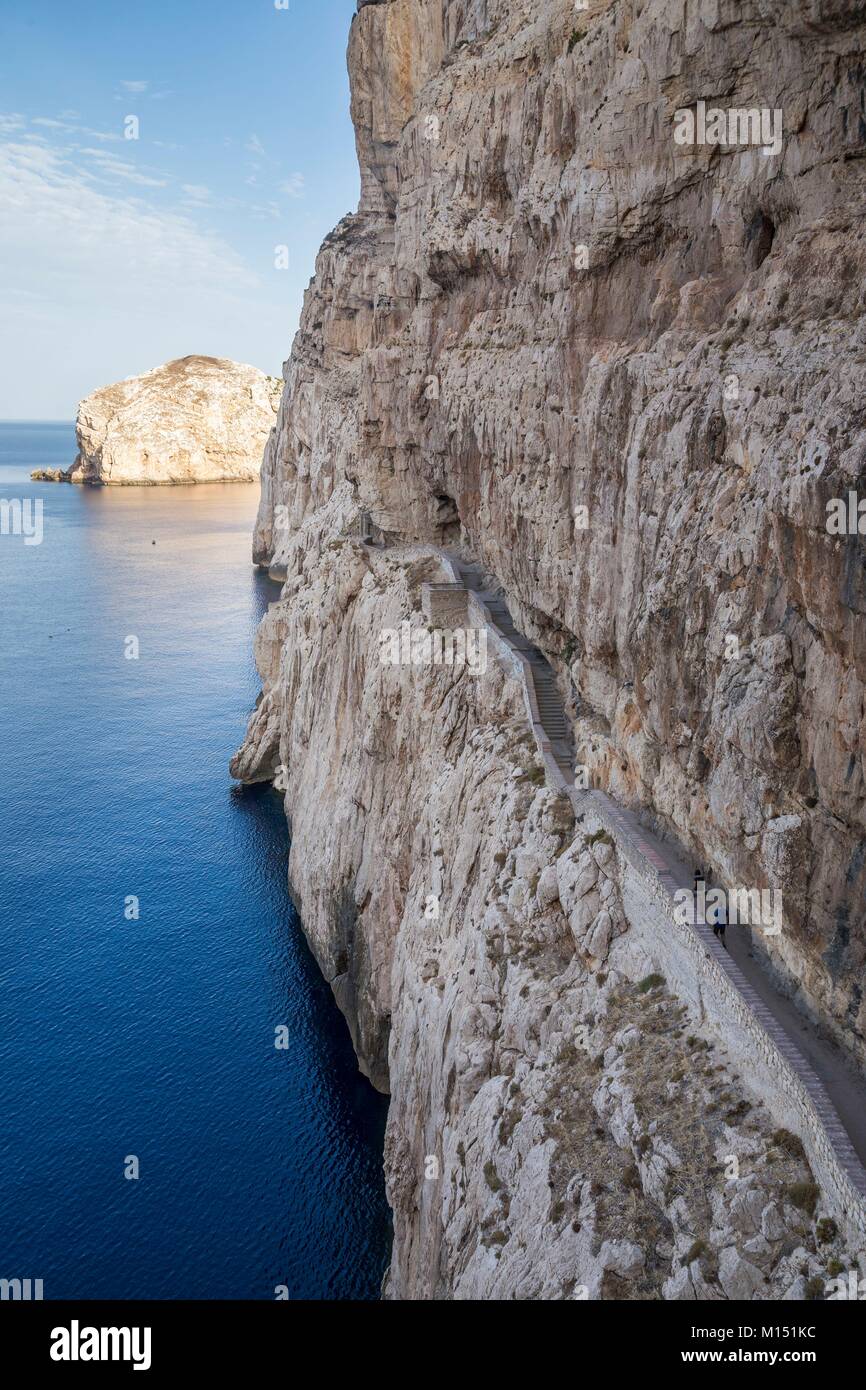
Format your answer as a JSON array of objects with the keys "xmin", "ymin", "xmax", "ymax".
[{"xmin": 709, "ymin": 879, "xmax": 729, "ymax": 951}]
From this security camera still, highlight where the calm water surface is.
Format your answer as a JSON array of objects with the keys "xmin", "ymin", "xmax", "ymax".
[{"xmin": 0, "ymin": 422, "xmax": 391, "ymax": 1299}]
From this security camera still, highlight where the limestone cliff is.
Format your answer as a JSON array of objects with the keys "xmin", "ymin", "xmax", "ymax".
[
  {"xmin": 67, "ymin": 356, "xmax": 281, "ymax": 485},
  {"xmin": 233, "ymin": 509, "xmax": 864, "ymax": 1296},
  {"xmin": 234, "ymin": 0, "xmax": 866, "ymax": 1298}
]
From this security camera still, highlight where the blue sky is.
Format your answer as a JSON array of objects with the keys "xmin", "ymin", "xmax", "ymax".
[{"xmin": 0, "ymin": 0, "xmax": 360, "ymax": 417}]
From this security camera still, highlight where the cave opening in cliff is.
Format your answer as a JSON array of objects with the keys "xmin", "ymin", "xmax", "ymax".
[
  {"xmin": 745, "ymin": 209, "xmax": 776, "ymax": 269},
  {"xmin": 434, "ymin": 493, "xmax": 461, "ymax": 545}
]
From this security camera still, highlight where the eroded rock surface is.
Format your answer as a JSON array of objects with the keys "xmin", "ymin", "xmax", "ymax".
[
  {"xmin": 69, "ymin": 356, "xmax": 281, "ymax": 485},
  {"xmin": 233, "ymin": 521, "xmax": 864, "ymax": 1297},
  {"xmin": 234, "ymin": 0, "xmax": 866, "ymax": 1297}
]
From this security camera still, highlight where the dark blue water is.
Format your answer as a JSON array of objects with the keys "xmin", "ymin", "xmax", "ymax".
[{"xmin": 0, "ymin": 422, "xmax": 391, "ymax": 1300}]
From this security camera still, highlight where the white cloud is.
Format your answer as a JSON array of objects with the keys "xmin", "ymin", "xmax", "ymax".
[
  {"xmin": 246, "ymin": 133, "xmax": 265, "ymax": 157},
  {"xmin": 80, "ymin": 127, "xmax": 124, "ymax": 143},
  {"xmin": 120, "ymin": 80, "xmax": 150, "ymax": 94},
  {"xmin": 0, "ymin": 123, "xmax": 299, "ymax": 415},
  {"xmin": 246, "ymin": 200, "xmax": 281, "ymax": 221},
  {"xmin": 28, "ymin": 114, "xmax": 123, "ymax": 143},
  {"xmin": 279, "ymin": 172, "xmax": 305, "ymax": 199},
  {"xmin": 4, "ymin": 142, "xmax": 57, "ymax": 174},
  {"xmin": 181, "ymin": 183, "xmax": 211, "ymax": 204},
  {"xmin": 0, "ymin": 140, "xmax": 261, "ymax": 316},
  {"xmin": 78, "ymin": 148, "xmax": 168, "ymax": 187}
]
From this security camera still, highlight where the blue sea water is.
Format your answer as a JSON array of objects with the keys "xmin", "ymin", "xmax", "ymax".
[{"xmin": 0, "ymin": 422, "xmax": 391, "ymax": 1300}]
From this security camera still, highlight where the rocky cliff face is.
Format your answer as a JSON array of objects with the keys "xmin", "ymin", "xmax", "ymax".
[
  {"xmin": 234, "ymin": 0, "xmax": 866, "ymax": 1297},
  {"xmin": 233, "ymin": 508, "xmax": 864, "ymax": 1297},
  {"xmin": 69, "ymin": 356, "xmax": 281, "ymax": 485}
]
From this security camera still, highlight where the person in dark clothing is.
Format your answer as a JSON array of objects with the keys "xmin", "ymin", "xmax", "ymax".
[{"xmin": 710, "ymin": 879, "xmax": 729, "ymax": 951}]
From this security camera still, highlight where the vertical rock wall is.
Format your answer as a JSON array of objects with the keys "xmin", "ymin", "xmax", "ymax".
[
  {"xmin": 235, "ymin": 0, "xmax": 866, "ymax": 1297},
  {"xmin": 252, "ymin": 0, "xmax": 866, "ymax": 1062}
]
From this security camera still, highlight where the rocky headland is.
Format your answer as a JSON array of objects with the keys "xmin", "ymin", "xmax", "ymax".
[{"xmin": 36, "ymin": 355, "xmax": 282, "ymax": 486}]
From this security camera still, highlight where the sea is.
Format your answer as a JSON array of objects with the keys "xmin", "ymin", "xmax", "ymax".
[{"xmin": 0, "ymin": 421, "xmax": 391, "ymax": 1299}]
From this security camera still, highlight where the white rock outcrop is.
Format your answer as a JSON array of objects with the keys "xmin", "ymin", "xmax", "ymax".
[{"xmin": 69, "ymin": 356, "xmax": 282, "ymax": 485}]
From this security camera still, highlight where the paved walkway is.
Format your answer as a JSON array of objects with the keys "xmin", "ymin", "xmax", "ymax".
[
  {"xmin": 453, "ymin": 558, "xmax": 575, "ymax": 779},
  {"xmin": 455, "ymin": 555, "xmax": 866, "ymax": 1175}
]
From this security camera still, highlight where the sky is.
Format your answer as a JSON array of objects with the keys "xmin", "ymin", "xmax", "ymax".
[{"xmin": 0, "ymin": 0, "xmax": 360, "ymax": 418}]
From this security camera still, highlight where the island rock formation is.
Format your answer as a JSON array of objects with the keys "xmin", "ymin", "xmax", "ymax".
[{"xmin": 65, "ymin": 356, "xmax": 281, "ymax": 485}]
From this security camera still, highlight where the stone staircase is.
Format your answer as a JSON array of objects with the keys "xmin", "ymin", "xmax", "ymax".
[{"xmin": 453, "ymin": 560, "xmax": 575, "ymax": 780}]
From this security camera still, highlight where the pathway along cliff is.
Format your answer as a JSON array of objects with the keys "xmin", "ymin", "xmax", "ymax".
[
  {"xmin": 447, "ymin": 549, "xmax": 866, "ymax": 1180},
  {"xmin": 233, "ymin": 0, "xmax": 866, "ymax": 1299}
]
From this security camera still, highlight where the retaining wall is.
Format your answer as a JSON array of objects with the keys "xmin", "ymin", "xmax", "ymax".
[{"xmin": 421, "ymin": 582, "xmax": 470, "ymax": 626}]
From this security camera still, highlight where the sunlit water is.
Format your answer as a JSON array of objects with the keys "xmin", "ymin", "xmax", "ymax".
[{"xmin": 0, "ymin": 422, "xmax": 391, "ymax": 1299}]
